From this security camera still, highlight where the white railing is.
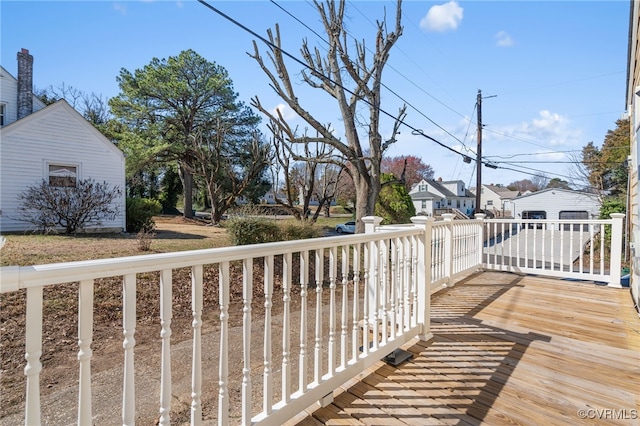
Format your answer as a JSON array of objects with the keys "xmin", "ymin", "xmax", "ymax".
[
  {"xmin": 0, "ymin": 216, "xmax": 437, "ymax": 426},
  {"xmin": 481, "ymin": 213, "xmax": 625, "ymax": 287},
  {"xmin": 429, "ymin": 214, "xmax": 484, "ymax": 292},
  {"xmin": 0, "ymin": 213, "xmax": 625, "ymax": 425}
]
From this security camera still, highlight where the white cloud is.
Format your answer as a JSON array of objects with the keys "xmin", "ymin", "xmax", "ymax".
[
  {"xmin": 494, "ymin": 110, "xmax": 582, "ymax": 148},
  {"xmin": 113, "ymin": 3, "xmax": 127, "ymax": 15},
  {"xmin": 494, "ymin": 31, "xmax": 514, "ymax": 47},
  {"xmin": 271, "ymin": 103, "xmax": 298, "ymax": 121},
  {"xmin": 420, "ymin": 1, "xmax": 463, "ymax": 33}
]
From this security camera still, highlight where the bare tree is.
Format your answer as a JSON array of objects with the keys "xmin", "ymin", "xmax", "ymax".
[
  {"xmin": 37, "ymin": 83, "xmax": 111, "ymax": 126},
  {"xmin": 268, "ymin": 120, "xmax": 344, "ymax": 222},
  {"xmin": 250, "ymin": 0, "xmax": 405, "ymax": 233},
  {"xmin": 16, "ymin": 179, "xmax": 121, "ymax": 234},
  {"xmin": 187, "ymin": 123, "xmax": 271, "ymax": 225}
]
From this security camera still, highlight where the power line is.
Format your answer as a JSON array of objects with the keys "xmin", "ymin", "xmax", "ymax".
[
  {"xmin": 271, "ymin": 0, "xmax": 469, "ymax": 148},
  {"xmin": 196, "ymin": 0, "xmax": 471, "ymax": 160}
]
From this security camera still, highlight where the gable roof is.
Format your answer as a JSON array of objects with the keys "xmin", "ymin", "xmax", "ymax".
[
  {"xmin": 513, "ymin": 188, "xmax": 599, "ymax": 201},
  {"xmin": 410, "ymin": 190, "xmax": 438, "ymax": 200},
  {"xmin": 0, "ymin": 65, "xmax": 47, "ymax": 110},
  {"xmin": 484, "ymin": 184, "xmax": 520, "ymax": 199},
  {"xmin": 0, "ymin": 99, "xmax": 124, "ymax": 160}
]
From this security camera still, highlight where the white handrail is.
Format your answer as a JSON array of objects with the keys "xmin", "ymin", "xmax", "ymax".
[{"xmin": 1, "ymin": 213, "xmax": 626, "ymax": 425}]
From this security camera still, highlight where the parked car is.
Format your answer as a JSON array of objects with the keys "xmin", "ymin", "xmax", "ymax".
[{"xmin": 335, "ymin": 221, "xmax": 356, "ymax": 234}]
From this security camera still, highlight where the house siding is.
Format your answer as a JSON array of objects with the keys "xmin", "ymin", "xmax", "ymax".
[
  {"xmin": 511, "ymin": 189, "xmax": 600, "ymax": 230},
  {"xmin": 0, "ymin": 101, "xmax": 125, "ymax": 232},
  {"xmin": 0, "ymin": 66, "xmax": 44, "ymax": 127},
  {"xmin": 627, "ymin": 0, "xmax": 640, "ymax": 308}
]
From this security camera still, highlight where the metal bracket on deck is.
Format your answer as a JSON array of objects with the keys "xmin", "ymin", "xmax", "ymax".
[
  {"xmin": 382, "ymin": 348, "xmax": 413, "ymax": 366},
  {"xmin": 318, "ymin": 392, "xmax": 334, "ymax": 408}
]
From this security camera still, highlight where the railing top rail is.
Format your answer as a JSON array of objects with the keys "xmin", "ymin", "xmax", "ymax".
[
  {"xmin": 484, "ymin": 218, "xmax": 615, "ymax": 224},
  {"xmin": 0, "ymin": 225, "xmax": 423, "ymax": 292}
]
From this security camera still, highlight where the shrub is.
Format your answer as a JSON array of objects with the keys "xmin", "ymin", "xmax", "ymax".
[
  {"xmin": 225, "ymin": 217, "xmax": 281, "ymax": 246},
  {"xmin": 137, "ymin": 220, "xmax": 156, "ymax": 251},
  {"xmin": 16, "ymin": 179, "xmax": 121, "ymax": 234},
  {"xmin": 126, "ymin": 197, "xmax": 161, "ymax": 233},
  {"xmin": 225, "ymin": 216, "xmax": 322, "ymax": 246},
  {"xmin": 280, "ymin": 221, "xmax": 322, "ymax": 240}
]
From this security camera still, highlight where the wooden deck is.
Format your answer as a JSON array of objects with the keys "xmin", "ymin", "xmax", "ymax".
[{"xmin": 286, "ymin": 271, "xmax": 640, "ymax": 426}]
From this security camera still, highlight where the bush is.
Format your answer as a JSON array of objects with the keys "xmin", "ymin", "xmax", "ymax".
[
  {"xmin": 225, "ymin": 217, "xmax": 322, "ymax": 246},
  {"xmin": 126, "ymin": 197, "xmax": 161, "ymax": 233},
  {"xmin": 16, "ymin": 179, "xmax": 122, "ymax": 234},
  {"xmin": 280, "ymin": 221, "xmax": 322, "ymax": 240},
  {"xmin": 225, "ymin": 217, "xmax": 280, "ymax": 245}
]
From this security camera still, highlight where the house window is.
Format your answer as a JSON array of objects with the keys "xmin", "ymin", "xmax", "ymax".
[
  {"xmin": 419, "ymin": 184, "xmax": 427, "ymax": 192},
  {"xmin": 487, "ymin": 200, "xmax": 493, "ymax": 206},
  {"xmin": 421, "ymin": 200, "xmax": 427, "ymax": 208},
  {"xmin": 0, "ymin": 103, "xmax": 5, "ymax": 126},
  {"xmin": 48, "ymin": 164, "xmax": 77, "ymax": 187}
]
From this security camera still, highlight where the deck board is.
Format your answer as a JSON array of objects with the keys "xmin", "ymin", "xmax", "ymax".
[{"xmin": 285, "ymin": 271, "xmax": 640, "ymax": 426}]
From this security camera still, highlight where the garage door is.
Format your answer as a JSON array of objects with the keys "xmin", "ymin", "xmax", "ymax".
[{"xmin": 559, "ymin": 211, "xmax": 589, "ymax": 231}]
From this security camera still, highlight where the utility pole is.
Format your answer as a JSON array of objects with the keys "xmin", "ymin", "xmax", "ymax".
[{"xmin": 475, "ymin": 89, "xmax": 482, "ymax": 214}]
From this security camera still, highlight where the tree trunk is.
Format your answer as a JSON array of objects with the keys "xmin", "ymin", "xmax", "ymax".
[{"xmin": 180, "ymin": 164, "xmax": 194, "ymax": 219}]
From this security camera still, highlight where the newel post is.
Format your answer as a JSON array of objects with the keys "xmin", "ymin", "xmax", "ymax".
[
  {"xmin": 475, "ymin": 213, "xmax": 486, "ymax": 271},
  {"xmin": 411, "ymin": 216, "xmax": 434, "ymax": 341},
  {"xmin": 442, "ymin": 214, "xmax": 455, "ymax": 287},
  {"xmin": 362, "ymin": 216, "xmax": 383, "ymax": 327},
  {"xmin": 608, "ymin": 213, "xmax": 625, "ymax": 288}
]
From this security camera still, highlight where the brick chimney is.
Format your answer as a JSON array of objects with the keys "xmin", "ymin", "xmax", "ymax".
[{"xmin": 17, "ymin": 48, "xmax": 34, "ymax": 120}]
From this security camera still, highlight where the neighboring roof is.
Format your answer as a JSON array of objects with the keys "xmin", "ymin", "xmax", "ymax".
[
  {"xmin": 410, "ymin": 190, "xmax": 437, "ymax": 200},
  {"xmin": 484, "ymin": 185, "xmax": 520, "ymax": 199},
  {"xmin": 513, "ymin": 188, "xmax": 599, "ymax": 201},
  {"xmin": 0, "ymin": 65, "xmax": 47, "ymax": 110},
  {"xmin": 427, "ymin": 180, "xmax": 456, "ymax": 198},
  {"xmin": 0, "ymin": 99, "xmax": 124, "ymax": 159}
]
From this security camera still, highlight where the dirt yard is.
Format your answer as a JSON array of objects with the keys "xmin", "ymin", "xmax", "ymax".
[{"xmin": 0, "ymin": 216, "xmax": 237, "ymax": 421}]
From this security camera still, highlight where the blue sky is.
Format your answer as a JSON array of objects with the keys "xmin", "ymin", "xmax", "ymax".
[{"xmin": 1, "ymin": 1, "xmax": 630, "ymax": 188}]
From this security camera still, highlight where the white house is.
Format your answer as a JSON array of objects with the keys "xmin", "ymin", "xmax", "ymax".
[
  {"xmin": 477, "ymin": 184, "xmax": 519, "ymax": 216},
  {"xmin": 511, "ymin": 188, "xmax": 601, "ymax": 229},
  {"xmin": 410, "ymin": 178, "xmax": 476, "ymax": 217},
  {"xmin": 0, "ymin": 49, "xmax": 125, "ymax": 233}
]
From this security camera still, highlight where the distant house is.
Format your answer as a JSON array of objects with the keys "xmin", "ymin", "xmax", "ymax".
[
  {"xmin": 409, "ymin": 178, "xmax": 476, "ymax": 217},
  {"xmin": 510, "ymin": 188, "xmax": 600, "ymax": 229},
  {"xmin": 0, "ymin": 49, "xmax": 125, "ymax": 233},
  {"xmin": 478, "ymin": 184, "xmax": 520, "ymax": 217}
]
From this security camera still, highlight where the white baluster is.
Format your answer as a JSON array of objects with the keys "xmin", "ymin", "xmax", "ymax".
[
  {"xmin": 380, "ymin": 239, "xmax": 388, "ymax": 346},
  {"xmin": 282, "ymin": 252, "xmax": 292, "ymax": 403},
  {"xmin": 78, "ymin": 280, "xmax": 94, "ymax": 426},
  {"xmin": 299, "ymin": 251, "xmax": 308, "ymax": 392},
  {"xmin": 390, "ymin": 238, "xmax": 398, "ymax": 340},
  {"xmin": 122, "ymin": 274, "xmax": 136, "ymax": 426},
  {"xmin": 314, "ymin": 249, "xmax": 323, "ymax": 384},
  {"xmin": 589, "ymin": 224, "xmax": 595, "ymax": 274},
  {"xmin": 328, "ymin": 247, "xmax": 337, "ymax": 376},
  {"xmin": 25, "ymin": 286, "xmax": 43, "ymax": 426},
  {"xmin": 351, "ymin": 244, "xmax": 360, "ymax": 363},
  {"xmin": 159, "ymin": 270, "xmax": 172, "ymax": 426},
  {"xmin": 372, "ymin": 240, "xmax": 380, "ymax": 351},
  {"xmin": 340, "ymin": 245, "xmax": 349, "ymax": 370},
  {"xmin": 190, "ymin": 265, "xmax": 203, "ymax": 424},
  {"xmin": 397, "ymin": 237, "xmax": 405, "ymax": 334},
  {"xmin": 241, "ymin": 258, "xmax": 253, "ymax": 425},
  {"xmin": 219, "ymin": 262, "xmax": 230, "ymax": 425},
  {"xmin": 263, "ymin": 255, "xmax": 274, "ymax": 415},
  {"xmin": 362, "ymin": 242, "xmax": 370, "ymax": 356}
]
